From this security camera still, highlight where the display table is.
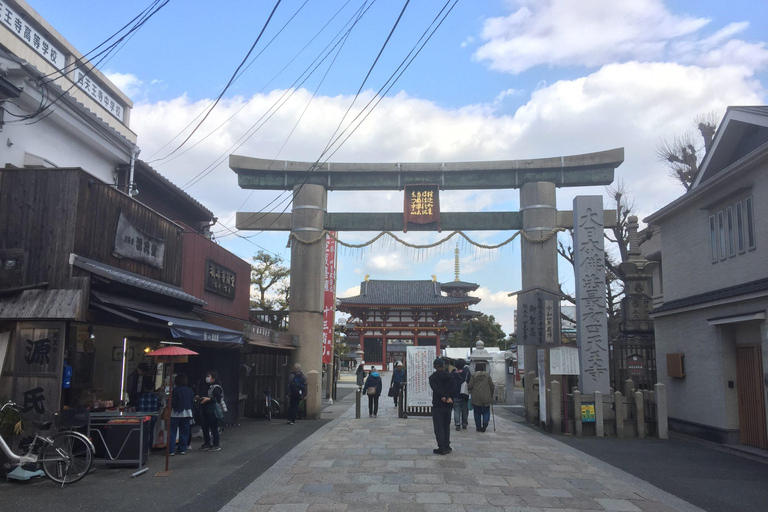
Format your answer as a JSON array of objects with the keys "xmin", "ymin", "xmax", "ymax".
[{"xmin": 90, "ymin": 412, "xmax": 154, "ymax": 468}]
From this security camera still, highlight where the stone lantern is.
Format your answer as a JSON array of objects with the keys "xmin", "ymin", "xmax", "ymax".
[{"xmin": 468, "ymin": 339, "xmax": 493, "ymax": 373}]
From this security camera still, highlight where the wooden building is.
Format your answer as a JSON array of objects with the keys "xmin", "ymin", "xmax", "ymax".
[{"xmin": 337, "ymin": 278, "xmax": 480, "ymax": 371}]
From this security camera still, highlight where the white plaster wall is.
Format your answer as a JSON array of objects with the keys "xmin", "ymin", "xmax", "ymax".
[
  {"xmin": 658, "ymin": 162, "xmax": 768, "ymax": 303},
  {"xmin": 655, "ymin": 297, "xmax": 768, "ymax": 431}
]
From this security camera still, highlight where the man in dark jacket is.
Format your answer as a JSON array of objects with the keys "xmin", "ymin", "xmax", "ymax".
[
  {"xmin": 126, "ymin": 363, "xmax": 152, "ymax": 407},
  {"xmin": 451, "ymin": 359, "xmax": 471, "ymax": 431},
  {"xmin": 286, "ymin": 363, "xmax": 308, "ymax": 425},
  {"xmin": 428, "ymin": 357, "xmax": 454, "ymax": 455}
]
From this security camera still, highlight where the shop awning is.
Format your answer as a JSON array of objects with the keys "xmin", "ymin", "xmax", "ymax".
[{"xmin": 126, "ymin": 309, "xmax": 244, "ymax": 345}]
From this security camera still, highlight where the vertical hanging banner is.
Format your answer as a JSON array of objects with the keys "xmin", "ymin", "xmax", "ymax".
[
  {"xmin": 322, "ymin": 232, "xmax": 338, "ymax": 364},
  {"xmin": 406, "ymin": 345, "xmax": 437, "ymax": 408},
  {"xmin": 403, "ymin": 184, "xmax": 441, "ymax": 232}
]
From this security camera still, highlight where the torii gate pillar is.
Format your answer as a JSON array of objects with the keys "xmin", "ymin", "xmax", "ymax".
[
  {"xmin": 520, "ymin": 182, "xmax": 560, "ymax": 425},
  {"xmin": 289, "ymin": 183, "xmax": 327, "ymax": 419}
]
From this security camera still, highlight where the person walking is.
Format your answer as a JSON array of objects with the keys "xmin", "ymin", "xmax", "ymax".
[
  {"xmin": 287, "ymin": 363, "xmax": 308, "ymax": 425},
  {"xmin": 390, "ymin": 363, "xmax": 405, "ymax": 407},
  {"xmin": 136, "ymin": 382, "xmax": 160, "ymax": 449},
  {"xmin": 428, "ymin": 358, "xmax": 454, "ymax": 455},
  {"xmin": 355, "ymin": 363, "xmax": 366, "ymax": 388},
  {"xmin": 363, "ymin": 368, "xmax": 383, "ymax": 417},
  {"xmin": 168, "ymin": 373, "xmax": 194, "ymax": 456},
  {"xmin": 199, "ymin": 371, "xmax": 223, "ymax": 451},
  {"xmin": 451, "ymin": 359, "xmax": 471, "ymax": 431},
  {"xmin": 468, "ymin": 362, "xmax": 494, "ymax": 432}
]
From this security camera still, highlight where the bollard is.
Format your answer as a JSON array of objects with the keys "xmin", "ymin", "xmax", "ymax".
[
  {"xmin": 655, "ymin": 383, "xmax": 668, "ymax": 439},
  {"xmin": 635, "ymin": 391, "xmax": 645, "ymax": 439},
  {"xmin": 525, "ymin": 371, "xmax": 536, "ymax": 423},
  {"xmin": 625, "ymin": 379, "xmax": 636, "ymax": 398},
  {"xmin": 573, "ymin": 390, "xmax": 583, "ymax": 437},
  {"xmin": 355, "ymin": 387, "xmax": 361, "ymax": 419},
  {"xmin": 614, "ymin": 391, "xmax": 625, "ymax": 438},
  {"xmin": 550, "ymin": 380, "xmax": 562, "ymax": 434},
  {"xmin": 595, "ymin": 391, "xmax": 604, "ymax": 437}
]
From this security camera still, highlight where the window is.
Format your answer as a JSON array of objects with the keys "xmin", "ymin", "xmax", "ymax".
[
  {"xmin": 726, "ymin": 206, "xmax": 735, "ymax": 257},
  {"xmin": 746, "ymin": 196, "xmax": 756, "ymax": 250},
  {"xmin": 736, "ymin": 201, "xmax": 745, "ymax": 253},
  {"xmin": 709, "ymin": 215, "xmax": 717, "ymax": 262},
  {"xmin": 363, "ymin": 337, "xmax": 383, "ymax": 363},
  {"xmin": 718, "ymin": 211, "xmax": 726, "ymax": 260}
]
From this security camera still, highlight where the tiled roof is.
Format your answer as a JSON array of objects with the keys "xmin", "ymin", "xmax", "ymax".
[
  {"xmin": 135, "ymin": 160, "xmax": 214, "ymax": 220},
  {"xmin": 652, "ymin": 277, "xmax": 768, "ymax": 314},
  {"xmin": 338, "ymin": 280, "xmax": 472, "ymax": 307},
  {"xmin": 440, "ymin": 280, "xmax": 480, "ymax": 290},
  {"xmin": 71, "ymin": 254, "xmax": 205, "ymax": 306},
  {"xmin": 729, "ymin": 106, "xmax": 768, "ymax": 116}
]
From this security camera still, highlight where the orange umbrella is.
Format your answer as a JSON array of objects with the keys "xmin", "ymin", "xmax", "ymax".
[{"xmin": 146, "ymin": 346, "xmax": 198, "ymax": 476}]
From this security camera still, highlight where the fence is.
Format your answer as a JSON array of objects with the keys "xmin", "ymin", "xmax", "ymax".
[{"xmin": 526, "ymin": 374, "xmax": 668, "ymax": 439}]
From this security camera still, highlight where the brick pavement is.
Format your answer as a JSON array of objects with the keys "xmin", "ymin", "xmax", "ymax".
[{"xmin": 221, "ymin": 377, "xmax": 701, "ymax": 512}]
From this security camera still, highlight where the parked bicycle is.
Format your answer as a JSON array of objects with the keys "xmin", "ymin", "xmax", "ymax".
[
  {"xmin": 0, "ymin": 401, "xmax": 94, "ymax": 486},
  {"xmin": 260, "ymin": 388, "xmax": 281, "ymax": 420}
]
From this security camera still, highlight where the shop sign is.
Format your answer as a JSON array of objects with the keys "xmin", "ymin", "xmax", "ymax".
[
  {"xmin": 13, "ymin": 324, "xmax": 65, "ymax": 420},
  {"xmin": 627, "ymin": 354, "xmax": 645, "ymax": 376},
  {"xmin": 322, "ymin": 232, "xmax": 338, "ymax": 364},
  {"xmin": 1, "ymin": 1, "xmax": 65, "ymax": 71},
  {"xmin": 403, "ymin": 184, "xmax": 440, "ymax": 232},
  {"xmin": 516, "ymin": 290, "xmax": 560, "ymax": 346},
  {"xmin": 581, "ymin": 403, "xmax": 596, "ymax": 422},
  {"xmin": 205, "ymin": 260, "xmax": 236, "ymax": 299},
  {"xmin": 113, "ymin": 213, "xmax": 166, "ymax": 268},
  {"xmin": 406, "ymin": 346, "xmax": 436, "ymax": 408}
]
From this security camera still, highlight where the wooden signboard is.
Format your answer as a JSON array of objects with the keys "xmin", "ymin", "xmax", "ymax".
[
  {"xmin": 205, "ymin": 259, "xmax": 237, "ymax": 300},
  {"xmin": 403, "ymin": 184, "xmax": 440, "ymax": 232}
]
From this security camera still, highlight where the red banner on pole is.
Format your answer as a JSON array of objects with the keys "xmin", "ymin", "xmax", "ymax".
[{"xmin": 322, "ymin": 232, "xmax": 338, "ymax": 364}]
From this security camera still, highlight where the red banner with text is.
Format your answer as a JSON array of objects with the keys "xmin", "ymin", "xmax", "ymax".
[{"xmin": 322, "ymin": 232, "xmax": 338, "ymax": 364}]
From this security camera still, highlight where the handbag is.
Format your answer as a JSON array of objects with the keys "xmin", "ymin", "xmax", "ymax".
[
  {"xmin": 213, "ymin": 402, "xmax": 224, "ymax": 420},
  {"xmin": 213, "ymin": 385, "xmax": 228, "ymax": 412},
  {"xmin": 160, "ymin": 403, "xmax": 171, "ymax": 421},
  {"xmin": 366, "ymin": 387, "xmax": 377, "ymax": 396},
  {"xmin": 387, "ymin": 384, "xmax": 396, "ymax": 398},
  {"xmin": 467, "ymin": 400, "xmax": 473, "ymax": 411}
]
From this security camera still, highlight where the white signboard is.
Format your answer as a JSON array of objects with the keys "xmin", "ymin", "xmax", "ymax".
[
  {"xmin": 74, "ymin": 69, "xmax": 124, "ymax": 120},
  {"xmin": 113, "ymin": 213, "xmax": 166, "ymax": 268},
  {"xmin": 549, "ymin": 346, "xmax": 580, "ymax": 375},
  {"xmin": 406, "ymin": 346, "xmax": 436, "ymax": 408},
  {"xmin": 537, "ymin": 349, "xmax": 546, "ymax": 424},
  {"xmin": 1, "ymin": 1, "xmax": 65, "ymax": 70}
]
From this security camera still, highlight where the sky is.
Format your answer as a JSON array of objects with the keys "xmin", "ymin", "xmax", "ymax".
[{"xmin": 29, "ymin": 0, "xmax": 768, "ymax": 335}]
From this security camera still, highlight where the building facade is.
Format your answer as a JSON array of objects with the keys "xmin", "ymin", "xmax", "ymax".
[
  {"xmin": 645, "ymin": 106, "xmax": 768, "ymax": 449},
  {"xmin": 337, "ymin": 278, "xmax": 480, "ymax": 371}
]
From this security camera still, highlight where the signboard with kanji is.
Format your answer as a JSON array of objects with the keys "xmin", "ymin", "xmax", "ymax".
[
  {"xmin": 406, "ymin": 345, "xmax": 436, "ymax": 408},
  {"xmin": 516, "ymin": 290, "xmax": 560, "ymax": 346},
  {"xmin": 581, "ymin": 403, "xmax": 596, "ymax": 422},
  {"xmin": 205, "ymin": 260, "xmax": 237, "ymax": 299},
  {"xmin": 113, "ymin": 213, "xmax": 166, "ymax": 268},
  {"xmin": 403, "ymin": 184, "xmax": 440, "ymax": 232},
  {"xmin": 627, "ymin": 354, "xmax": 645, "ymax": 377},
  {"xmin": 322, "ymin": 232, "xmax": 338, "ymax": 364}
]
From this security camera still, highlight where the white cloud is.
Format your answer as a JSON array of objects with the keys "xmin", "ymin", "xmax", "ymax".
[
  {"xmin": 473, "ymin": 0, "xmax": 768, "ymax": 75},
  {"xmin": 474, "ymin": 287, "xmax": 518, "ymax": 308},
  {"xmin": 338, "ymin": 285, "xmax": 360, "ymax": 298},
  {"xmin": 460, "ymin": 36, "xmax": 475, "ymax": 48},
  {"xmin": 105, "ymin": 71, "xmax": 144, "ymax": 99}
]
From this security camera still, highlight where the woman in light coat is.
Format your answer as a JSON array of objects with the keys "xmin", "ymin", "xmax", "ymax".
[{"xmin": 468, "ymin": 362, "xmax": 494, "ymax": 432}]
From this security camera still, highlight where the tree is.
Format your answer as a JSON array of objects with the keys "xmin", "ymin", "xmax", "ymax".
[
  {"xmin": 250, "ymin": 251, "xmax": 290, "ymax": 331},
  {"xmin": 657, "ymin": 112, "xmax": 718, "ymax": 191},
  {"xmin": 447, "ymin": 314, "xmax": 506, "ymax": 348}
]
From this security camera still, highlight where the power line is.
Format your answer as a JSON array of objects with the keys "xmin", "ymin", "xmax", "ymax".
[{"xmin": 150, "ymin": 0, "xmax": 283, "ymax": 162}]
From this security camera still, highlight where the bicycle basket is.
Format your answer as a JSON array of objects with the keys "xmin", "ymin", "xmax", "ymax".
[{"xmin": 54, "ymin": 408, "xmax": 90, "ymax": 431}]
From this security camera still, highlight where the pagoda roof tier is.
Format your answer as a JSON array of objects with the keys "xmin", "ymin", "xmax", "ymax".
[{"xmin": 441, "ymin": 280, "xmax": 480, "ymax": 291}]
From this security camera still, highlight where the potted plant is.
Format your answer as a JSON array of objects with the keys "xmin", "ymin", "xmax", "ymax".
[{"xmin": 0, "ymin": 397, "xmax": 25, "ymax": 475}]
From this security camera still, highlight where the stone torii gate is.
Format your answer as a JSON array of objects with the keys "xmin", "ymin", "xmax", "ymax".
[{"xmin": 231, "ymin": 149, "xmax": 623, "ymax": 419}]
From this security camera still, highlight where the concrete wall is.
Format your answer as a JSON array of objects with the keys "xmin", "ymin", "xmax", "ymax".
[{"xmin": 658, "ymin": 161, "xmax": 768, "ymax": 303}]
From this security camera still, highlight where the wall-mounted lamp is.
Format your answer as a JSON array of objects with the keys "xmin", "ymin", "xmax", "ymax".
[
  {"xmin": 87, "ymin": 324, "xmax": 96, "ymax": 339},
  {"xmin": 128, "ymin": 181, "xmax": 139, "ymax": 196},
  {"xmin": 144, "ymin": 347, "xmax": 152, "ymax": 354}
]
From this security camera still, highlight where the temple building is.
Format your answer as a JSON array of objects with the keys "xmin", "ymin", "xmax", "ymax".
[{"xmin": 337, "ymin": 245, "xmax": 481, "ymax": 370}]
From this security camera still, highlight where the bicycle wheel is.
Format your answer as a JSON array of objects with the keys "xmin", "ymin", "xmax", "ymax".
[
  {"xmin": 270, "ymin": 400, "xmax": 281, "ymax": 419},
  {"xmin": 39, "ymin": 432, "xmax": 93, "ymax": 485}
]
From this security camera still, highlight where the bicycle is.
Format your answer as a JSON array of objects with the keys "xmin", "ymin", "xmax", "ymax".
[
  {"xmin": 0, "ymin": 401, "xmax": 95, "ymax": 486},
  {"xmin": 260, "ymin": 388, "xmax": 280, "ymax": 421}
]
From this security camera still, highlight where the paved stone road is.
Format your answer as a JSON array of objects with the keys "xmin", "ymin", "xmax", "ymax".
[{"xmin": 222, "ymin": 378, "xmax": 701, "ymax": 512}]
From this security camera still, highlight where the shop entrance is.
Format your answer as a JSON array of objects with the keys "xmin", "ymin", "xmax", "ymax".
[{"xmin": 736, "ymin": 344, "xmax": 768, "ymax": 449}]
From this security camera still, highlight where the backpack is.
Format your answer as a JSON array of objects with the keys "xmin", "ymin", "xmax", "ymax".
[{"xmin": 290, "ymin": 373, "xmax": 306, "ymax": 397}]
